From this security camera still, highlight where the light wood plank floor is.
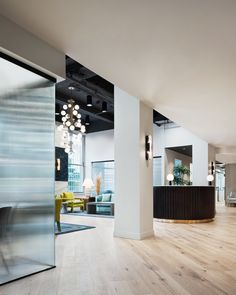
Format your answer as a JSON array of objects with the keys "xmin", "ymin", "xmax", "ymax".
[{"xmin": 1, "ymin": 206, "xmax": 236, "ymax": 295}]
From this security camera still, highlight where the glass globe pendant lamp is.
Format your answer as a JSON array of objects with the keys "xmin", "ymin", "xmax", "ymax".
[{"xmin": 57, "ymin": 87, "xmax": 86, "ymax": 154}]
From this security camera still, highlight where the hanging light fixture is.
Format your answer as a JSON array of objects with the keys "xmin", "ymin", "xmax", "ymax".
[
  {"xmin": 102, "ymin": 101, "xmax": 107, "ymax": 113},
  {"xmin": 57, "ymin": 86, "xmax": 86, "ymax": 154},
  {"xmin": 87, "ymin": 95, "xmax": 93, "ymax": 107},
  {"xmin": 85, "ymin": 115, "xmax": 90, "ymax": 126}
]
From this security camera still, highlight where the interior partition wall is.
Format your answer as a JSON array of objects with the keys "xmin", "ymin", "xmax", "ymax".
[{"xmin": 0, "ymin": 53, "xmax": 55, "ymax": 285}]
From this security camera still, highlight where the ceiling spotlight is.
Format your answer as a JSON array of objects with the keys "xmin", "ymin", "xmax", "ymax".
[
  {"xmin": 85, "ymin": 115, "xmax": 90, "ymax": 126},
  {"xmin": 87, "ymin": 95, "xmax": 93, "ymax": 107},
  {"xmin": 102, "ymin": 101, "xmax": 107, "ymax": 113}
]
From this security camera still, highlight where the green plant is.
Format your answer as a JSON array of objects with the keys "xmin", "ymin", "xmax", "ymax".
[{"xmin": 173, "ymin": 165, "xmax": 191, "ymax": 185}]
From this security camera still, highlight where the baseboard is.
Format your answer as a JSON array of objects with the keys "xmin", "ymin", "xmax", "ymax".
[{"xmin": 113, "ymin": 228, "xmax": 154, "ymax": 240}]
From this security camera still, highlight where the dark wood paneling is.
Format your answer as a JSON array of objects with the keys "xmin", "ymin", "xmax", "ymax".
[{"xmin": 153, "ymin": 186, "xmax": 215, "ymax": 220}]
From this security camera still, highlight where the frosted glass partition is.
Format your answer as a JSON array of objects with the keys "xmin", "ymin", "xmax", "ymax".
[{"xmin": 0, "ymin": 55, "xmax": 55, "ymax": 284}]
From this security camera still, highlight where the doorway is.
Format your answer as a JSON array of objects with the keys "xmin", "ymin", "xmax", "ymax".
[{"xmin": 215, "ymin": 163, "xmax": 225, "ymax": 204}]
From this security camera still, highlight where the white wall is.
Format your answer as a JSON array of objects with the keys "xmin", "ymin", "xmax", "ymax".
[
  {"xmin": 85, "ymin": 129, "xmax": 114, "ymax": 178},
  {"xmin": 84, "ymin": 123, "xmax": 213, "ymax": 186},
  {"xmin": 0, "ymin": 15, "xmax": 65, "ymax": 80},
  {"xmin": 153, "ymin": 124, "xmax": 207, "ymax": 156},
  {"xmin": 55, "ymin": 124, "xmax": 64, "ymax": 148},
  {"xmin": 153, "ymin": 124, "xmax": 211, "ymax": 185}
]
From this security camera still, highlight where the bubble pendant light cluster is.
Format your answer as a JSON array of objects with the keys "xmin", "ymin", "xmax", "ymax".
[
  {"xmin": 60, "ymin": 131, "xmax": 82, "ymax": 154},
  {"xmin": 59, "ymin": 98, "xmax": 86, "ymax": 132},
  {"xmin": 57, "ymin": 86, "xmax": 86, "ymax": 154}
]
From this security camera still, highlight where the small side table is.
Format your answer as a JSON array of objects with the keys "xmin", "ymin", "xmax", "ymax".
[{"xmin": 83, "ymin": 197, "xmax": 94, "ymax": 211}]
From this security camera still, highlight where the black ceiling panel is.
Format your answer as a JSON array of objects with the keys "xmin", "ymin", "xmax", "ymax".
[
  {"xmin": 166, "ymin": 145, "xmax": 192, "ymax": 157},
  {"xmin": 56, "ymin": 56, "xmax": 114, "ymax": 133}
]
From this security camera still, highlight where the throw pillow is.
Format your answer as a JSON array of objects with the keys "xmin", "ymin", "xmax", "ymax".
[
  {"xmin": 63, "ymin": 192, "xmax": 74, "ymax": 200},
  {"xmin": 96, "ymin": 195, "xmax": 102, "ymax": 202},
  {"xmin": 102, "ymin": 194, "xmax": 111, "ymax": 202}
]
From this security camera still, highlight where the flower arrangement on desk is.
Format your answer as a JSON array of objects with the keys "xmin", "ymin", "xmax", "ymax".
[{"xmin": 95, "ymin": 174, "xmax": 102, "ymax": 195}]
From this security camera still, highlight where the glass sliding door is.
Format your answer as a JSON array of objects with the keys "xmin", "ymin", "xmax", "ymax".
[{"xmin": 0, "ymin": 53, "xmax": 55, "ymax": 284}]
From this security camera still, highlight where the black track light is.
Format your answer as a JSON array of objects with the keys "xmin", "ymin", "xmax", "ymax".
[
  {"xmin": 102, "ymin": 101, "xmax": 107, "ymax": 113},
  {"xmin": 85, "ymin": 115, "xmax": 90, "ymax": 126},
  {"xmin": 87, "ymin": 95, "xmax": 92, "ymax": 107}
]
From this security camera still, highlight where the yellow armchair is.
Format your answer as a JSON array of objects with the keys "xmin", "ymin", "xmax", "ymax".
[
  {"xmin": 61, "ymin": 192, "xmax": 84, "ymax": 212},
  {"xmin": 55, "ymin": 197, "xmax": 62, "ymax": 232}
]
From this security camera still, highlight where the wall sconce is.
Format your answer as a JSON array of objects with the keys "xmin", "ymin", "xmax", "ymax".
[
  {"xmin": 209, "ymin": 161, "xmax": 215, "ymax": 175},
  {"xmin": 207, "ymin": 174, "xmax": 214, "ymax": 186},
  {"xmin": 145, "ymin": 135, "xmax": 152, "ymax": 160},
  {"xmin": 56, "ymin": 158, "xmax": 61, "ymax": 171},
  {"xmin": 167, "ymin": 174, "xmax": 174, "ymax": 186}
]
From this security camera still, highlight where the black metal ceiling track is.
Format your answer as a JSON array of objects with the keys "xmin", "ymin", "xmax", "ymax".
[
  {"xmin": 55, "ymin": 55, "xmax": 115, "ymax": 133},
  {"xmin": 56, "ymin": 97, "xmax": 114, "ymax": 123},
  {"xmin": 0, "ymin": 51, "xmax": 57, "ymax": 83}
]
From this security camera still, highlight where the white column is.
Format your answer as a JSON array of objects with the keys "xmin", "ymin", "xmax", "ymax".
[
  {"xmin": 192, "ymin": 142, "xmax": 215, "ymax": 186},
  {"xmin": 114, "ymin": 87, "xmax": 154, "ymax": 240},
  {"xmin": 192, "ymin": 141, "xmax": 208, "ymax": 185}
]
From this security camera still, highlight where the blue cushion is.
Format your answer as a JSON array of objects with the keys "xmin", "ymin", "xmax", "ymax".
[
  {"xmin": 96, "ymin": 195, "xmax": 102, "ymax": 202},
  {"xmin": 102, "ymin": 194, "xmax": 111, "ymax": 202}
]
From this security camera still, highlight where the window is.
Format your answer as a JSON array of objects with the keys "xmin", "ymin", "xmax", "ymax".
[
  {"xmin": 153, "ymin": 156, "xmax": 162, "ymax": 186},
  {"xmin": 174, "ymin": 159, "xmax": 182, "ymax": 167},
  {"xmin": 68, "ymin": 137, "xmax": 84, "ymax": 192},
  {"xmin": 92, "ymin": 161, "xmax": 114, "ymax": 193}
]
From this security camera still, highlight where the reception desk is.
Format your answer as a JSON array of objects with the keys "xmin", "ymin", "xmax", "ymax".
[{"xmin": 153, "ymin": 186, "xmax": 215, "ymax": 223}]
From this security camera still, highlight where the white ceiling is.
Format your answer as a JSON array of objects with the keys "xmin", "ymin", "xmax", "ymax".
[{"xmin": 1, "ymin": 0, "xmax": 236, "ymax": 147}]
